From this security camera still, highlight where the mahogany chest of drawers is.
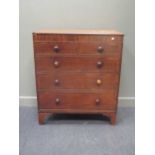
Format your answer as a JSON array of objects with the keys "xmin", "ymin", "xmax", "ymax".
[{"xmin": 33, "ymin": 29, "xmax": 124, "ymax": 125}]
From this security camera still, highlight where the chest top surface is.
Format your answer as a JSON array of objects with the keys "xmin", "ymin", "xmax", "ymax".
[{"xmin": 33, "ymin": 29, "xmax": 124, "ymax": 35}]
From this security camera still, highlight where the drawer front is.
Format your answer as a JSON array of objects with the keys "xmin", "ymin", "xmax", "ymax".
[
  {"xmin": 34, "ymin": 42, "xmax": 77, "ymax": 54},
  {"xmin": 33, "ymin": 34, "xmax": 123, "ymax": 43},
  {"xmin": 38, "ymin": 91, "xmax": 117, "ymax": 110},
  {"xmin": 37, "ymin": 72, "xmax": 119, "ymax": 89},
  {"xmin": 35, "ymin": 56, "xmax": 120, "ymax": 73},
  {"xmin": 34, "ymin": 42, "xmax": 121, "ymax": 55}
]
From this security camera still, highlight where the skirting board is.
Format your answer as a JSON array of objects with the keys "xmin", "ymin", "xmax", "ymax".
[{"xmin": 19, "ymin": 96, "xmax": 135, "ymax": 107}]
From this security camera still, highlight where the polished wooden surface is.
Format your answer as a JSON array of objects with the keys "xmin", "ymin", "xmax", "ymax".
[
  {"xmin": 33, "ymin": 29, "xmax": 123, "ymax": 35},
  {"xmin": 38, "ymin": 91, "xmax": 116, "ymax": 110},
  {"xmin": 34, "ymin": 41, "xmax": 122, "ymax": 54},
  {"xmin": 33, "ymin": 34, "xmax": 123, "ymax": 42},
  {"xmin": 37, "ymin": 72, "xmax": 119, "ymax": 89},
  {"xmin": 35, "ymin": 56, "xmax": 120, "ymax": 72},
  {"xmin": 33, "ymin": 30, "xmax": 124, "ymax": 125}
]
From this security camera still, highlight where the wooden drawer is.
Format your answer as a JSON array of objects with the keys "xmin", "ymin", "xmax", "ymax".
[
  {"xmin": 35, "ymin": 56, "xmax": 120, "ymax": 73},
  {"xmin": 37, "ymin": 72, "xmax": 119, "ymax": 90},
  {"xmin": 38, "ymin": 91, "xmax": 117, "ymax": 110},
  {"xmin": 33, "ymin": 34, "xmax": 123, "ymax": 43},
  {"xmin": 34, "ymin": 42, "xmax": 121, "ymax": 55}
]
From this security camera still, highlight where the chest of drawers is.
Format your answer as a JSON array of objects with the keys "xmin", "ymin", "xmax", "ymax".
[{"xmin": 33, "ymin": 29, "xmax": 124, "ymax": 125}]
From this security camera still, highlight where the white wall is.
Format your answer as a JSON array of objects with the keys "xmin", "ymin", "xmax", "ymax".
[{"xmin": 19, "ymin": 0, "xmax": 135, "ymax": 102}]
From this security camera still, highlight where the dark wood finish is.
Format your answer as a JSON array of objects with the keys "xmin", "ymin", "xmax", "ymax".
[
  {"xmin": 38, "ymin": 91, "xmax": 117, "ymax": 110},
  {"xmin": 38, "ymin": 112, "xmax": 49, "ymax": 125},
  {"xmin": 35, "ymin": 56, "xmax": 120, "ymax": 72},
  {"xmin": 34, "ymin": 41, "xmax": 122, "ymax": 55},
  {"xmin": 33, "ymin": 29, "xmax": 124, "ymax": 125},
  {"xmin": 33, "ymin": 33, "xmax": 123, "ymax": 42},
  {"xmin": 110, "ymin": 113, "xmax": 117, "ymax": 125},
  {"xmin": 36, "ymin": 72, "xmax": 119, "ymax": 89}
]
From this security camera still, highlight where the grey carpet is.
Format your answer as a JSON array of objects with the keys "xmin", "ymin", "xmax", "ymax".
[{"xmin": 19, "ymin": 107, "xmax": 135, "ymax": 155}]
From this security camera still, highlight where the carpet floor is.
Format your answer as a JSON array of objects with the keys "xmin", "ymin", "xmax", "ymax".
[{"xmin": 19, "ymin": 107, "xmax": 135, "ymax": 155}]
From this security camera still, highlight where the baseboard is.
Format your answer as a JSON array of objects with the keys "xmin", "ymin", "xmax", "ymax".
[{"xmin": 19, "ymin": 96, "xmax": 135, "ymax": 107}]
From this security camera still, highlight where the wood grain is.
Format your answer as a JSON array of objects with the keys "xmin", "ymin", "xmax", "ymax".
[
  {"xmin": 33, "ymin": 34, "xmax": 123, "ymax": 42},
  {"xmin": 34, "ymin": 41, "xmax": 122, "ymax": 55},
  {"xmin": 38, "ymin": 91, "xmax": 117, "ymax": 110},
  {"xmin": 35, "ymin": 56, "xmax": 120, "ymax": 73},
  {"xmin": 33, "ymin": 30, "xmax": 124, "ymax": 125},
  {"xmin": 36, "ymin": 72, "xmax": 119, "ymax": 90}
]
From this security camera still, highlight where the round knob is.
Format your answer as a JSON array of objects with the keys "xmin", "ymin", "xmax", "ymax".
[
  {"xmin": 54, "ymin": 79, "xmax": 59, "ymax": 85},
  {"xmin": 53, "ymin": 45, "xmax": 60, "ymax": 52},
  {"xmin": 97, "ymin": 46, "xmax": 104, "ymax": 53},
  {"xmin": 96, "ymin": 79, "xmax": 102, "ymax": 85},
  {"xmin": 55, "ymin": 98, "xmax": 60, "ymax": 104},
  {"xmin": 54, "ymin": 61, "xmax": 59, "ymax": 67},
  {"xmin": 95, "ymin": 98, "xmax": 100, "ymax": 105},
  {"xmin": 96, "ymin": 61, "xmax": 103, "ymax": 68}
]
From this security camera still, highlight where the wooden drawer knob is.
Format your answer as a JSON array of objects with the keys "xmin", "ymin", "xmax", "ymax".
[
  {"xmin": 96, "ymin": 61, "xmax": 103, "ymax": 68},
  {"xmin": 55, "ymin": 98, "xmax": 60, "ymax": 105},
  {"xmin": 54, "ymin": 79, "xmax": 60, "ymax": 85},
  {"xmin": 53, "ymin": 45, "xmax": 60, "ymax": 52},
  {"xmin": 96, "ymin": 79, "xmax": 102, "ymax": 85},
  {"xmin": 95, "ymin": 98, "xmax": 101, "ymax": 105},
  {"xmin": 54, "ymin": 61, "xmax": 59, "ymax": 67},
  {"xmin": 97, "ymin": 46, "xmax": 104, "ymax": 53}
]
